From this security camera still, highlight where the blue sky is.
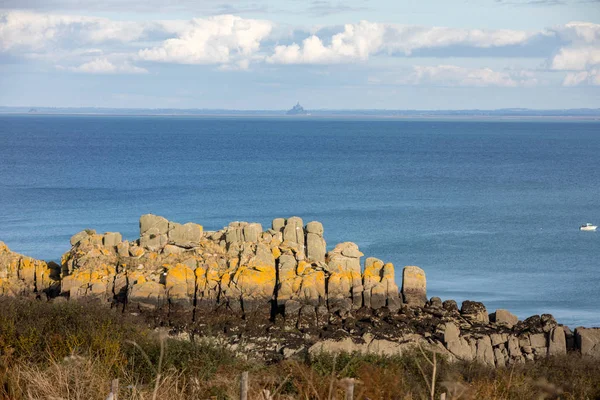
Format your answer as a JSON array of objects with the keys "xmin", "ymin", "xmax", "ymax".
[{"xmin": 0, "ymin": 0, "xmax": 599, "ymax": 109}]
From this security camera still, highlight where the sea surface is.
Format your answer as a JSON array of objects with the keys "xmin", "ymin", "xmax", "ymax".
[{"xmin": 1, "ymin": 115, "xmax": 599, "ymax": 327}]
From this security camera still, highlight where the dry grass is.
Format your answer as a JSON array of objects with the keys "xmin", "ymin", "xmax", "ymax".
[{"xmin": 0, "ymin": 298, "xmax": 599, "ymax": 400}]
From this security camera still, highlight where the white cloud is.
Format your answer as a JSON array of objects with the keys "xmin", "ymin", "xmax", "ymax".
[
  {"xmin": 563, "ymin": 69, "xmax": 600, "ymax": 86},
  {"xmin": 544, "ymin": 21, "xmax": 600, "ymax": 85},
  {"xmin": 63, "ymin": 58, "xmax": 148, "ymax": 74},
  {"xmin": 0, "ymin": 11, "xmax": 146, "ymax": 51},
  {"xmin": 402, "ymin": 65, "xmax": 538, "ymax": 87},
  {"xmin": 267, "ymin": 21, "xmax": 534, "ymax": 64},
  {"xmin": 138, "ymin": 15, "xmax": 273, "ymax": 66},
  {"xmin": 1, "ymin": 10, "xmax": 599, "ymax": 89},
  {"xmin": 551, "ymin": 21, "xmax": 600, "ymax": 44},
  {"xmin": 551, "ymin": 46, "xmax": 600, "ymax": 70}
]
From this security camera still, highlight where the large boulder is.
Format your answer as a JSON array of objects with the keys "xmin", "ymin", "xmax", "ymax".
[
  {"xmin": 363, "ymin": 258, "xmax": 400, "ymax": 311},
  {"xmin": 276, "ymin": 254, "xmax": 297, "ymax": 305},
  {"xmin": 243, "ymin": 223, "xmax": 262, "ymax": 243},
  {"xmin": 491, "ymin": 309, "xmax": 518, "ymax": 328},
  {"xmin": 168, "ymin": 222, "xmax": 203, "ymax": 248},
  {"xmin": 103, "ymin": 232, "xmax": 122, "ymax": 248},
  {"xmin": 327, "ymin": 242, "xmax": 363, "ymax": 310},
  {"xmin": 129, "ymin": 281, "xmax": 167, "ymax": 310},
  {"xmin": 575, "ymin": 327, "xmax": 600, "ymax": 358},
  {"xmin": 305, "ymin": 221, "xmax": 326, "ymax": 263},
  {"xmin": 165, "ymin": 263, "xmax": 196, "ymax": 307},
  {"xmin": 139, "ymin": 214, "xmax": 169, "ymax": 251},
  {"xmin": 272, "ymin": 218, "xmax": 286, "ymax": 232},
  {"xmin": 140, "ymin": 232, "xmax": 167, "ymax": 252},
  {"xmin": 140, "ymin": 214, "xmax": 169, "ymax": 236},
  {"xmin": 461, "ymin": 301, "xmax": 489, "ymax": 324},
  {"xmin": 401, "ymin": 266, "xmax": 427, "ymax": 307},
  {"xmin": 548, "ymin": 326, "xmax": 566, "ymax": 356},
  {"xmin": 442, "ymin": 321, "xmax": 460, "ymax": 343},
  {"xmin": 70, "ymin": 230, "xmax": 94, "ymax": 246},
  {"xmin": 476, "ymin": 336, "xmax": 495, "ymax": 367},
  {"xmin": 283, "ymin": 217, "xmax": 305, "ymax": 248}
]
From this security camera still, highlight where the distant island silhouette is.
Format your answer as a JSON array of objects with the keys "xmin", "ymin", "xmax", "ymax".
[{"xmin": 286, "ymin": 102, "xmax": 309, "ymax": 116}]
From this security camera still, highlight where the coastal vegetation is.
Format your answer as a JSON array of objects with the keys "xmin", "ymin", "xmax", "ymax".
[{"xmin": 0, "ymin": 298, "xmax": 599, "ymax": 399}]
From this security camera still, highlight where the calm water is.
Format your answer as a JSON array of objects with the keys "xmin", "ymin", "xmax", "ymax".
[{"xmin": 1, "ymin": 115, "xmax": 599, "ymax": 327}]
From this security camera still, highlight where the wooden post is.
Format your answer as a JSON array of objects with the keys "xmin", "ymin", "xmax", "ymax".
[
  {"xmin": 107, "ymin": 378, "xmax": 118, "ymax": 400},
  {"xmin": 440, "ymin": 393, "xmax": 446, "ymax": 400},
  {"xmin": 240, "ymin": 371, "xmax": 249, "ymax": 400},
  {"xmin": 341, "ymin": 378, "xmax": 355, "ymax": 400},
  {"xmin": 346, "ymin": 380, "xmax": 355, "ymax": 400}
]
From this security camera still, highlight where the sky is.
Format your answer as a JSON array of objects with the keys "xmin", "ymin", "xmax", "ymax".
[{"xmin": 0, "ymin": 0, "xmax": 599, "ymax": 109}]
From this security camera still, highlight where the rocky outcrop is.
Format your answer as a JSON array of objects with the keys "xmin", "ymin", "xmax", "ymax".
[
  {"xmin": 0, "ymin": 241, "xmax": 59, "ymax": 297},
  {"xmin": 0, "ymin": 215, "xmax": 598, "ymax": 363}
]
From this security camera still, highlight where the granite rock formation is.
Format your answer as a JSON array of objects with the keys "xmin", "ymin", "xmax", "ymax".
[{"xmin": 0, "ymin": 215, "xmax": 598, "ymax": 363}]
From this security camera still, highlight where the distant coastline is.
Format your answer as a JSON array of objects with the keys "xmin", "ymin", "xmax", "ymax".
[{"xmin": 1, "ymin": 106, "xmax": 600, "ymax": 120}]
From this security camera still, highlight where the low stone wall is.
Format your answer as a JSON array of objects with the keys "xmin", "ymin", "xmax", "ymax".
[{"xmin": 1, "ymin": 214, "xmax": 599, "ymax": 364}]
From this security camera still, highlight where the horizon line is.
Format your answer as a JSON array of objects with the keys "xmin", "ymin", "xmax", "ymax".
[{"xmin": 2, "ymin": 106, "xmax": 600, "ymax": 112}]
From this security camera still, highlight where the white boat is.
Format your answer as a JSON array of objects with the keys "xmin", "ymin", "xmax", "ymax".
[{"xmin": 580, "ymin": 223, "xmax": 597, "ymax": 231}]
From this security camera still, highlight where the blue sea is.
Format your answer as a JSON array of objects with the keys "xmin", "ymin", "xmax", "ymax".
[{"xmin": 1, "ymin": 115, "xmax": 599, "ymax": 327}]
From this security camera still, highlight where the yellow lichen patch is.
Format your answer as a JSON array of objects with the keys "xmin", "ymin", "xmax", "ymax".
[
  {"xmin": 292, "ymin": 276, "xmax": 302, "ymax": 293},
  {"xmin": 402, "ymin": 266, "xmax": 426, "ymax": 290},
  {"xmin": 0, "ymin": 241, "xmax": 8, "ymax": 253},
  {"xmin": 314, "ymin": 271, "xmax": 326, "ymax": 298},
  {"xmin": 236, "ymin": 265, "xmax": 276, "ymax": 297},
  {"xmin": 61, "ymin": 252, "xmax": 72, "ymax": 266},
  {"xmin": 87, "ymin": 248, "xmax": 104, "ymax": 258},
  {"xmin": 89, "ymin": 264, "xmax": 116, "ymax": 283},
  {"xmin": 296, "ymin": 261, "xmax": 308, "ymax": 275},
  {"xmin": 148, "ymin": 252, "xmax": 159, "ymax": 260},
  {"xmin": 328, "ymin": 271, "xmax": 352, "ymax": 297},
  {"xmin": 18, "ymin": 258, "xmax": 36, "ymax": 285},
  {"xmin": 297, "ymin": 271, "xmax": 326, "ymax": 302},
  {"xmin": 271, "ymin": 247, "xmax": 281, "ymax": 259},
  {"xmin": 195, "ymin": 266, "xmax": 207, "ymax": 291},
  {"xmin": 205, "ymin": 263, "xmax": 222, "ymax": 289},
  {"xmin": 280, "ymin": 240, "xmax": 301, "ymax": 253},
  {"xmin": 363, "ymin": 261, "xmax": 383, "ymax": 280},
  {"xmin": 131, "ymin": 247, "xmax": 145, "ymax": 257},
  {"xmin": 382, "ymin": 263, "xmax": 395, "ymax": 281},
  {"xmin": 166, "ymin": 263, "xmax": 195, "ymax": 299},
  {"xmin": 221, "ymin": 272, "xmax": 231, "ymax": 287}
]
